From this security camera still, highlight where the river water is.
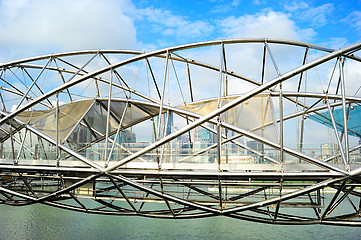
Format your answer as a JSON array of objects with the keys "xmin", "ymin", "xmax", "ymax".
[{"xmin": 1, "ymin": 203, "xmax": 361, "ymax": 240}]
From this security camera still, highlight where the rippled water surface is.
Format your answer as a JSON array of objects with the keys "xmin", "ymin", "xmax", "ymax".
[{"xmin": 1, "ymin": 203, "xmax": 361, "ymax": 240}]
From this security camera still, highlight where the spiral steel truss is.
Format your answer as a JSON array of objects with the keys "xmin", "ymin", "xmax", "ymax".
[{"xmin": 2, "ymin": 39, "xmax": 361, "ymax": 225}]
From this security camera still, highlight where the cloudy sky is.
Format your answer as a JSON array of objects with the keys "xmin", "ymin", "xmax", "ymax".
[{"xmin": 0, "ymin": 0, "xmax": 360, "ymax": 62}]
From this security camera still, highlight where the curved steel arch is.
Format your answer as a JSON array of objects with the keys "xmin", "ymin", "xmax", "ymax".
[
  {"xmin": 1, "ymin": 39, "xmax": 361, "ymax": 225},
  {"xmin": 2, "ymin": 38, "xmax": 361, "ymax": 124}
]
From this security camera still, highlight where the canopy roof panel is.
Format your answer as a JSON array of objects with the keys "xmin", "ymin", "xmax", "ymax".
[
  {"xmin": 16, "ymin": 100, "xmax": 94, "ymax": 141},
  {"xmin": 308, "ymin": 105, "xmax": 361, "ymax": 138},
  {"xmin": 178, "ymin": 95, "xmax": 279, "ymax": 143},
  {"xmin": 14, "ymin": 99, "xmax": 164, "ymax": 142}
]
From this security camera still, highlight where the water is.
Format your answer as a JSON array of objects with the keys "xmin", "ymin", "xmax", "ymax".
[{"xmin": 1, "ymin": 203, "xmax": 361, "ymax": 240}]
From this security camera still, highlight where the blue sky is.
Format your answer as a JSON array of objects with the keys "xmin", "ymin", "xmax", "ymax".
[
  {"xmin": 133, "ymin": 0, "xmax": 361, "ymax": 47},
  {"xmin": 0, "ymin": 0, "xmax": 360, "ymax": 62}
]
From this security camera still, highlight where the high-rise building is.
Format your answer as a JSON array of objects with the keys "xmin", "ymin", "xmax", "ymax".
[
  {"xmin": 116, "ymin": 129, "xmax": 136, "ymax": 144},
  {"xmin": 192, "ymin": 124, "xmax": 216, "ymax": 163},
  {"xmin": 152, "ymin": 112, "xmax": 173, "ymax": 142}
]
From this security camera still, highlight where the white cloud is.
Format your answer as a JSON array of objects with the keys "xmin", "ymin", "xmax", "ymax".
[
  {"xmin": 138, "ymin": 7, "xmax": 214, "ymax": 39},
  {"xmin": 322, "ymin": 37, "xmax": 349, "ymax": 49},
  {"xmin": 231, "ymin": 0, "xmax": 241, "ymax": 7},
  {"xmin": 0, "ymin": 0, "xmax": 137, "ymax": 61},
  {"xmin": 342, "ymin": 11, "xmax": 361, "ymax": 32},
  {"xmin": 218, "ymin": 10, "xmax": 314, "ymax": 41},
  {"xmin": 284, "ymin": 1, "xmax": 309, "ymax": 12},
  {"xmin": 285, "ymin": 1, "xmax": 334, "ymax": 27},
  {"xmin": 344, "ymin": 60, "xmax": 361, "ymax": 96},
  {"xmin": 173, "ymin": 10, "xmax": 322, "ymax": 102},
  {"xmin": 210, "ymin": 4, "xmax": 233, "ymax": 14},
  {"xmin": 252, "ymin": 0, "xmax": 266, "ymax": 5}
]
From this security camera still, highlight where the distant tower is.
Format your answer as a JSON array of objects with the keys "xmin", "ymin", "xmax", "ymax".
[
  {"xmin": 192, "ymin": 124, "xmax": 216, "ymax": 163},
  {"xmin": 152, "ymin": 112, "xmax": 173, "ymax": 142}
]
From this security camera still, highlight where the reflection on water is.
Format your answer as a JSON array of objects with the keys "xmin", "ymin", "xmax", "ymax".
[{"xmin": 1, "ymin": 199, "xmax": 361, "ymax": 240}]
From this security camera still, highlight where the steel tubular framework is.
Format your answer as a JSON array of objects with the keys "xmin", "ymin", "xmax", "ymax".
[{"xmin": 1, "ymin": 39, "xmax": 361, "ymax": 225}]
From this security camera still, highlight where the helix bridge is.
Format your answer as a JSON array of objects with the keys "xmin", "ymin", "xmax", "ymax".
[{"xmin": 1, "ymin": 39, "xmax": 361, "ymax": 226}]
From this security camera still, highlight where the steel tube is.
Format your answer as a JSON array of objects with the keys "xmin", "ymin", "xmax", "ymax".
[{"xmin": 104, "ymin": 41, "xmax": 361, "ymax": 173}]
